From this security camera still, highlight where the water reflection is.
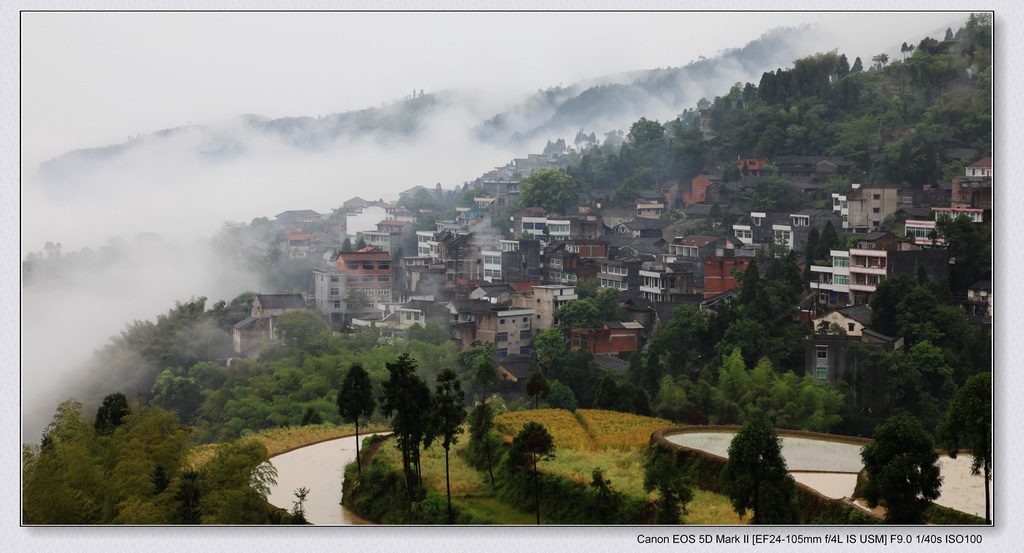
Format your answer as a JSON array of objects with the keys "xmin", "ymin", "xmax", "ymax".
[{"xmin": 267, "ymin": 434, "xmax": 384, "ymax": 525}]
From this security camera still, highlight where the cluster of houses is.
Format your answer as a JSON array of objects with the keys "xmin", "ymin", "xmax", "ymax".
[{"xmin": 231, "ymin": 152, "xmax": 993, "ymax": 394}]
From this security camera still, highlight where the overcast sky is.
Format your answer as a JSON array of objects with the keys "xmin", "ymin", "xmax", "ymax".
[{"xmin": 20, "ymin": 10, "xmax": 968, "ymax": 169}]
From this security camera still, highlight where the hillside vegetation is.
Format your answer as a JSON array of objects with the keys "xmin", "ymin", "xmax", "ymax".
[{"xmin": 348, "ymin": 408, "xmax": 742, "ymax": 524}]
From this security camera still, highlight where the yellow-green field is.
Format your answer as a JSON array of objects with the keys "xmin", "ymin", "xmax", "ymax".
[
  {"xmin": 372, "ymin": 409, "xmax": 742, "ymax": 524},
  {"xmin": 188, "ymin": 423, "xmax": 388, "ymax": 469}
]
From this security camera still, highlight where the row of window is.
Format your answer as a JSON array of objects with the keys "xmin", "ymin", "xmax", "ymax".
[
  {"xmin": 493, "ymin": 330, "xmax": 533, "ymax": 342},
  {"xmin": 599, "ymin": 278, "xmax": 628, "ymax": 290},
  {"xmin": 346, "ymin": 275, "xmax": 391, "ymax": 283},
  {"xmin": 345, "ymin": 261, "xmax": 391, "ymax": 270},
  {"xmin": 600, "ymin": 265, "xmax": 628, "ymax": 276},
  {"xmin": 497, "ymin": 347, "xmax": 531, "ymax": 357}
]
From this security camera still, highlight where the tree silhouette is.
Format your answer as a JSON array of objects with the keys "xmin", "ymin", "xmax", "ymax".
[
  {"xmin": 939, "ymin": 372, "xmax": 991, "ymax": 523},
  {"xmin": 643, "ymin": 445, "xmax": 694, "ymax": 523},
  {"xmin": 525, "ymin": 371, "xmax": 551, "ymax": 409},
  {"xmin": 720, "ymin": 419, "xmax": 798, "ymax": 524},
  {"xmin": 94, "ymin": 392, "xmax": 131, "ymax": 436},
  {"xmin": 468, "ymin": 401, "xmax": 499, "ymax": 486},
  {"xmin": 380, "ymin": 354, "xmax": 431, "ymax": 501},
  {"xmin": 860, "ymin": 411, "xmax": 942, "ymax": 523},
  {"xmin": 427, "ymin": 368, "xmax": 466, "ymax": 523},
  {"xmin": 508, "ymin": 421, "xmax": 556, "ymax": 524},
  {"xmin": 337, "ymin": 363, "xmax": 376, "ymax": 476}
]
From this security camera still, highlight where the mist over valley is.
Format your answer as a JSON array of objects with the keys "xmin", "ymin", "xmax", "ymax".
[{"xmin": 20, "ymin": 12, "xmax": 969, "ymax": 439}]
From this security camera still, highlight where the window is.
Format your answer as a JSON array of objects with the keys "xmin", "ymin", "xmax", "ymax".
[
  {"xmin": 497, "ymin": 348, "xmax": 508, "ymax": 358},
  {"xmin": 902, "ymin": 195, "xmax": 913, "ymax": 204},
  {"xmin": 816, "ymin": 346, "xmax": 828, "ymax": 360},
  {"xmin": 872, "ymin": 194, "xmax": 881, "ymax": 200},
  {"xmin": 347, "ymin": 276, "xmax": 359, "ymax": 283},
  {"xmin": 333, "ymin": 300, "xmax": 341, "ymax": 309},
  {"xmin": 520, "ymin": 346, "xmax": 531, "ymax": 355},
  {"xmin": 362, "ymin": 275, "xmax": 375, "ymax": 282},
  {"xmin": 816, "ymin": 367, "xmax": 828, "ymax": 380},
  {"xmin": 520, "ymin": 330, "xmax": 531, "ymax": 340},
  {"xmin": 496, "ymin": 332, "xmax": 508, "ymax": 342},
  {"xmin": 834, "ymin": 275, "xmax": 849, "ymax": 285},
  {"xmin": 330, "ymin": 276, "xmax": 339, "ymax": 283},
  {"xmin": 378, "ymin": 261, "xmax": 390, "ymax": 270},
  {"xmin": 329, "ymin": 288, "xmax": 339, "ymax": 296},
  {"xmin": 848, "ymin": 323, "xmax": 855, "ymax": 332},
  {"xmin": 500, "ymin": 319, "xmax": 506, "ymax": 325},
  {"xmin": 346, "ymin": 262, "xmax": 359, "ymax": 270},
  {"xmin": 378, "ymin": 275, "xmax": 390, "ymax": 282},
  {"xmin": 872, "ymin": 207, "xmax": 880, "ymax": 213}
]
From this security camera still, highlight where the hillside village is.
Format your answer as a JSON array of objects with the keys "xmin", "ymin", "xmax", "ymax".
[
  {"xmin": 229, "ymin": 146, "xmax": 991, "ymax": 401},
  {"xmin": 21, "ymin": 15, "xmax": 994, "ymax": 526}
]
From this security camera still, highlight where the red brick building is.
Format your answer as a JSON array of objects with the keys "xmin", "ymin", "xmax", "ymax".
[
  {"xmin": 333, "ymin": 248, "xmax": 394, "ymax": 313},
  {"xmin": 703, "ymin": 256, "xmax": 752, "ymax": 298},
  {"xmin": 570, "ymin": 321, "xmax": 644, "ymax": 355},
  {"xmin": 686, "ymin": 175, "xmax": 718, "ymax": 206}
]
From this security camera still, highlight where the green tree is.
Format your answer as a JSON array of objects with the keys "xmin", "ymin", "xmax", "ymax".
[
  {"xmin": 518, "ymin": 168, "xmax": 577, "ymax": 214},
  {"xmin": 835, "ymin": 53, "xmax": 851, "ymax": 78},
  {"xmin": 337, "ymin": 363, "xmax": 376, "ymax": 476},
  {"xmin": 274, "ymin": 309, "xmax": 329, "ymax": 351},
  {"xmin": 198, "ymin": 439, "xmax": 279, "ymax": 524},
  {"xmin": 860, "ymin": 411, "xmax": 943, "ymax": 524},
  {"xmin": 290, "ymin": 487, "xmax": 309, "ymax": 524},
  {"xmin": 23, "ymin": 399, "xmax": 105, "ymax": 524},
  {"xmin": 933, "ymin": 214, "xmax": 990, "ymax": 296},
  {"xmin": 938, "ymin": 372, "xmax": 991, "ymax": 523},
  {"xmin": 427, "ymin": 368, "xmax": 466, "ymax": 523},
  {"xmin": 531, "ymin": 327, "xmax": 565, "ymax": 369},
  {"xmin": 405, "ymin": 322, "xmax": 451, "ymax": 345},
  {"xmin": 468, "ymin": 401, "xmax": 501, "ymax": 486},
  {"xmin": 554, "ymin": 297, "xmax": 601, "ymax": 335},
  {"xmin": 150, "ymin": 369, "xmax": 203, "ymax": 423},
  {"xmin": 525, "ymin": 371, "xmax": 551, "ymax": 409},
  {"xmin": 643, "ymin": 445, "xmax": 694, "ymax": 523},
  {"xmin": 104, "ymin": 405, "xmax": 192, "ymax": 523},
  {"xmin": 720, "ymin": 419, "xmax": 799, "ymax": 524},
  {"xmin": 545, "ymin": 379, "xmax": 578, "ymax": 411},
  {"xmin": 94, "ymin": 392, "xmax": 131, "ymax": 436},
  {"xmin": 380, "ymin": 353, "xmax": 432, "ymax": 501},
  {"xmin": 457, "ymin": 340, "xmax": 497, "ymax": 400},
  {"xmin": 507, "ymin": 421, "xmax": 556, "ymax": 524}
]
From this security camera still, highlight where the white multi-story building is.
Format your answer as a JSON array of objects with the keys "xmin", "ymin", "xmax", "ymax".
[
  {"xmin": 809, "ymin": 250, "xmax": 851, "ymax": 306},
  {"xmin": 482, "ymin": 250, "xmax": 502, "ymax": 282},
  {"xmin": 416, "ymin": 230, "xmax": 434, "ymax": 258},
  {"xmin": 639, "ymin": 269, "xmax": 664, "ymax": 302}
]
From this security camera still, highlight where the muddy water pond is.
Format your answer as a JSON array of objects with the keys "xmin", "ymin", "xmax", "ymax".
[
  {"xmin": 266, "ymin": 434, "xmax": 384, "ymax": 525},
  {"xmin": 666, "ymin": 431, "xmax": 991, "ymax": 519}
]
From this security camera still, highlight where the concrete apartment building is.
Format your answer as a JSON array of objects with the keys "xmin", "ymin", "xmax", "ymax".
[
  {"xmin": 314, "ymin": 248, "xmax": 394, "ymax": 319},
  {"xmin": 473, "ymin": 306, "xmax": 536, "ymax": 358}
]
